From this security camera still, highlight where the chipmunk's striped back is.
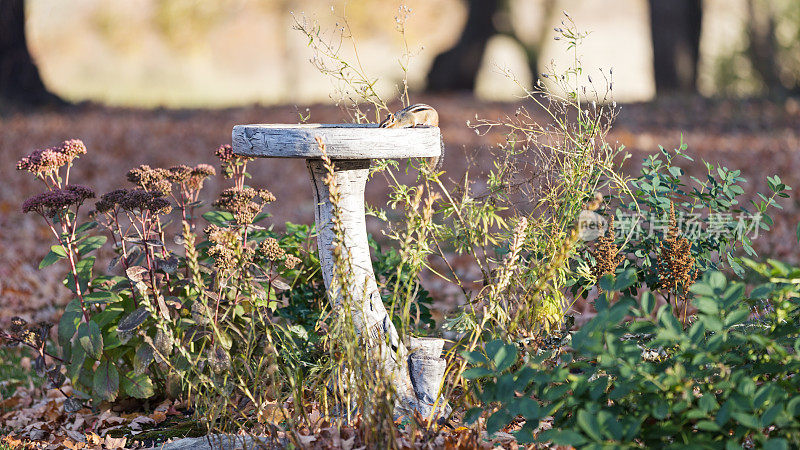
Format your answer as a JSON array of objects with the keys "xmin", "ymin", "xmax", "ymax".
[
  {"xmin": 380, "ymin": 103, "xmax": 439, "ymax": 128},
  {"xmin": 379, "ymin": 103, "xmax": 444, "ymax": 171}
]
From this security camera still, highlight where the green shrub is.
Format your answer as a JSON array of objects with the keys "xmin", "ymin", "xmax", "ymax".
[
  {"xmin": 465, "ymin": 269, "xmax": 800, "ymax": 448},
  {"xmin": 573, "ymin": 141, "xmax": 790, "ymax": 325}
]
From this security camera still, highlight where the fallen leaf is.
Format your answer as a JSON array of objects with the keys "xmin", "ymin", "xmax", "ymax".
[
  {"xmin": 104, "ymin": 435, "xmax": 127, "ymax": 449},
  {"xmin": 150, "ymin": 410, "xmax": 167, "ymax": 424}
]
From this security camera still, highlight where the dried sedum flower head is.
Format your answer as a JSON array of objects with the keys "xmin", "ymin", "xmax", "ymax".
[
  {"xmin": 127, "ymin": 165, "xmax": 172, "ymax": 194},
  {"xmin": 205, "ymin": 224, "xmax": 250, "ymax": 271},
  {"xmin": 167, "ymin": 165, "xmax": 192, "ymax": 183},
  {"xmin": 22, "ymin": 185, "xmax": 96, "ymax": 217},
  {"xmin": 120, "ymin": 189, "xmax": 172, "ymax": 215},
  {"xmin": 95, "ymin": 189, "xmax": 129, "ymax": 214},
  {"xmin": 188, "ymin": 164, "xmax": 215, "ymax": 190},
  {"xmin": 215, "ymin": 144, "xmax": 253, "ymax": 179},
  {"xmin": 58, "ymin": 139, "xmax": 88, "ymax": 158},
  {"xmin": 213, "ymin": 187, "xmax": 275, "ymax": 225},
  {"xmin": 284, "ymin": 254, "xmax": 301, "ymax": 270},
  {"xmin": 16, "ymin": 139, "xmax": 87, "ymax": 176},
  {"xmin": 215, "ymin": 144, "xmax": 235, "ymax": 162},
  {"xmin": 258, "ymin": 237, "xmax": 285, "ymax": 261}
]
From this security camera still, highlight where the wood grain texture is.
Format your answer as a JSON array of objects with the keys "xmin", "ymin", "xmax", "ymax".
[
  {"xmin": 232, "ymin": 124, "xmax": 441, "ymax": 159},
  {"xmin": 306, "ymin": 159, "xmax": 420, "ymax": 412}
]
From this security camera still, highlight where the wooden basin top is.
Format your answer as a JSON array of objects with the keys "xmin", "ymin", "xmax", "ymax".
[{"xmin": 232, "ymin": 124, "xmax": 441, "ymax": 159}]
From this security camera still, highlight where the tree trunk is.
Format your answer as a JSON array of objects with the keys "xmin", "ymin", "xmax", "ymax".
[
  {"xmin": 426, "ymin": 0, "xmax": 500, "ymax": 92},
  {"xmin": 648, "ymin": 0, "xmax": 702, "ymax": 94},
  {"xmin": 0, "ymin": 0, "xmax": 61, "ymax": 105},
  {"xmin": 746, "ymin": 0, "xmax": 785, "ymax": 97}
]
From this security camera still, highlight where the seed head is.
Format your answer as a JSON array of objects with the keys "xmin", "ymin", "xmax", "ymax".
[
  {"xmin": 95, "ymin": 189, "xmax": 128, "ymax": 213},
  {"xmin": 258, "ymin": 237, "xmax": 285, "ymax": 262},
  {"xmin": 214, "ymin": 187, "xmax": 274, "ymax": 225},
  {"xmin": 120, "ymin": 189, "xmax": 172, "ymax": 215},
  {"xmin": 188, "ymin": 164, "xmax": 216, "ymax": 190},
  {"xmin": 167, "ymin": 165, "xmax": 192, "ymax": 183},
  {"xmin": 127, "ymin": 165, "xmax": 172, "ymax": 194},
  {"xmin": 22, "ymin": 185, "xmax": 96, "ymax": 216}
]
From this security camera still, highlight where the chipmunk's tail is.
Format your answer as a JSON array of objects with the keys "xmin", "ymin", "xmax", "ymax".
[{"xmin": 426, "ymin": 136, "xmax": 444, "ymax": 172}]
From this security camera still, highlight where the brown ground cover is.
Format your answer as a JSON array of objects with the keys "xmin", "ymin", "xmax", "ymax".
[{"xmin": 2, "ymin": 95, "xmax": 799, "ymax": 326}]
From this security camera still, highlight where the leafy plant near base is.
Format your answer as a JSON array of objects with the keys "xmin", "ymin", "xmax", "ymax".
[
  {"xmin": 5, "ymin": 137, "xmax": 440, "ymax": 435},
  {"xmin": 464, "ymin": 268, "xmax": 800, "ymax": 448},
  {"xmin": 5, "ymin": 140, "xmax": 313, "ymax": 414},
  {"xmin": 575, "ymin": 142, "xmax": 790, "ymax": 318}
]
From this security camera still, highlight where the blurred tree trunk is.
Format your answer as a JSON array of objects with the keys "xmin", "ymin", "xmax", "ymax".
[
  {"xmin": 648, "ymin": 0, "xmax": 702, "ymax": 94},
  {"xmin": 0, "ymin": 0, "xmax": 61, "ymax": 105},
  {"xmin": 746, "ymin": 0, "xmax": 786, "ymax": 97},
  {"xmin": 426, "ymin": 0, "xmax": 500, "ymax": 91}
]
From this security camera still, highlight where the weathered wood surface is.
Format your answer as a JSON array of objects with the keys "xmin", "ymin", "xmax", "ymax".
[
  {"xmin": 236, "ymin": 124, "xmax": 448, "ymax": 416},
  {"xmin": 307, "ymin": 159, "xmax": 420, "ymax": 412},
  {"xmin": 232, "ymin": 124, "xmax": 441, "ymax": 159}
]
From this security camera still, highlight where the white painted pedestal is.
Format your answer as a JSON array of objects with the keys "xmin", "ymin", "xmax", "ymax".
[{"xmin": 232, "ymin": 124, "xmax": 447, "ymax": 416}]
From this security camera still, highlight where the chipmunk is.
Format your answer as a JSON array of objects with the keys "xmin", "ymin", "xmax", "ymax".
[{"xmin": 380, "ymin": 103, "xmax": 444, "ymax": 171}]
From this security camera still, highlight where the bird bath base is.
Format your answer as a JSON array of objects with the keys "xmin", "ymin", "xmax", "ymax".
[{"xmin": 232, "ymin": 124, "xmax": 447, "ymax": 416}]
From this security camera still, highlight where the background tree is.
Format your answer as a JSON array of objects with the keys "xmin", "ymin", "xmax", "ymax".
[
  {"xmin": 648, "ymin": 0, "xmax": 703, "ymax": 94},
  {"xmin": 426, "ymin": 0, "xmax": 555, "ymax": 92},
  {"xmin": 744, "ymin": 0, "xmax": 800, "ymax": 97},
  {"xmin": 0, "ymin": 0, "xmax": 61, "ymax": 105}
]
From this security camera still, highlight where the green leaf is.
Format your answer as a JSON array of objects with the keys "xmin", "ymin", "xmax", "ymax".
[
  {"xmin": 486, "ymin": 408, "xmax": 514, "ymax": 434},
  {"xmin": 731, "ymin": 411, "xmax": 760, "ymax": 429},
  {"xmin": 58, "ymin": 300, "xmax": 82, "ymax": 347},
  {"xmin": 536, "ymin": 429, "xmax": 587, "ymax": 447},
  {"xmin": 68, "ymin": 339, "xmax": 87, "ymax": 379},
  {"xmin": 83, "ymin": 291, "xmax": 120, "ymax": 305},
  {"xmin": 93, "ymin": 360, "xmax": 120, "ymax": 402},
  {"xmin": 695, "ymin": 420, "xmax": 720, "ymax": 431},
  {"xmin": 121, "ymin": 372, "xmax": 154, "ymax": 399},
  {"xmin": 577, "ymin": 409, "xmax": 603, "ymax": 441},
  {"xmin": 50, "ymin": 244, "xmax": 67, "ymax": 258},
  {"xmin": 203, "ymin": 210, "xmax": 235, "ymax": 226},
  {"xmin": 614, "ymin": 269, "xmax": 638, "ymax": 291},
  {"xmin": 641, "ymin": 291, "xmax": 655, "ymax": 314},
  {"xmin": 764, "ymin": 438, "xmax": 788, "ymax": 450},
  {"xmin": 492, "ymin": 343, "xmax": 518, "ymax": 372},
  {"xmin": 65, "ymin": 257, "xmax": 94, "ymax": 295},
  {"xmin": 724, "ymin": 308, "xmax": 750, "ymax": 327},
  {"xmin": 693, "ymin": 297, "xmax": 719, "ymax": 315},
  {"xmin": 708, "ymin": 271, "xmax": 726, "ymax": 291},
  {"xmin": 690, "ymin": 283, "xmax": 715, "ymax": 297},
  {"xmin": 598, "ymin": 273, "xmax": 615, "ymax": 293},
  {"xmin": 462, "ymin": 367, "xmax": 493, "ymax": 379},
  {"xmin": 78, "ymin": 321, "xmax": 103, "ymax": 359},
  {"xmin": 76, "ymin": 236, "xmax": 107, "ymax": 256},
  {"xmin": 40, "ymin": 245, "xmax": 67, "ymax": 269},
  {"xmin": 597, "ymin": 410, "xmax": 623, "ymax": 441},
  {"xmin": 75, "ymin": 221, "xmax": 98, "ymax": 234},
  {"xmin": 463, "ymin": 407, "xmax": 482, "ymax": 425},
  {"xmin": 117, "ymin": 307, "xmax": 150, "ymax": 333}
]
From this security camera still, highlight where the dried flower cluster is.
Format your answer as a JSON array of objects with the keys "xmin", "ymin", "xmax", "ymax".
[
  {"xmin": 166, "ymin": 163, "xmax": 216, "ymax": 191},
  {"xmin": 95, "ymin": 188, "xmax": 172, "ymax": 216},
  {"xmin": 16, "ymin": 139, "xmax": 87, "ymax": 176},
  {"xmin": 216, "ymin": 144, "xmax": 252, "ymax": 189},
  {"xmin": 213, "ymin": 187, "xmax": 276, "ymax": 225},
  {"xmin": 658, "ymin": 202, "xmax": 698, "ymax": 323},
  {"xmin": 22, "ymin": 185, "xmax": 95, "ymax": 217},
  {"xmin": 205, "ymin": 224, "xmax": 251, "ymax": 271},
  {"xmin": 127, "ymin": 165, "xmax": 172, "ymax": 194},
  {"xmin": 589, "ymin": 216, "xmax": 623, "ymax": 282},
  {"xmin": 257, "ymin": 237, "xmax": 301, "ymax": 269}
]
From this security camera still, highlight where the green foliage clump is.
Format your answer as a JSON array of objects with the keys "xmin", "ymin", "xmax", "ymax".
[{"xmin": 465, "ymin": 269, "xmax": 800, "ymax": 448}]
